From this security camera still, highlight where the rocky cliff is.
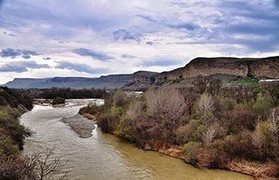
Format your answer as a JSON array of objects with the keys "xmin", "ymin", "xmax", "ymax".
[
  {"xmin": 3, "ymin": 71, "xmax": 157, "ymax": 90},
  {"xmin": 183, "ymin": 56, "xmax": 279, "ymax": 79},
  {"xmin": 123, "ymin": 56, "xmax": 279, "ymax": 90},
  {"xmin": 3, "ymin": 56, "xmax": 278, "ymax": 90}
]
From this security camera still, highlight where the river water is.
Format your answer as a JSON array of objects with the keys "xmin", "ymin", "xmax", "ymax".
[{"xmin": 21, "ymin": 99, "xmax": 252, "ymax": 180}]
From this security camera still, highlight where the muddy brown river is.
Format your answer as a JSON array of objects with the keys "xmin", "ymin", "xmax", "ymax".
[{"xmin": 21, "ymin": 99, "xmax": 252, "ymax": 180}]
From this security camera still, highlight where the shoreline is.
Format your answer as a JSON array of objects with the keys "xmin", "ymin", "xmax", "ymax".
[
  {"xmin": 137, "ymin": 142, "xmax": 278, "ymax": 179},
  {"xmin": 79, "ymin": 112, "xmax": 278, "ymax": 179}
]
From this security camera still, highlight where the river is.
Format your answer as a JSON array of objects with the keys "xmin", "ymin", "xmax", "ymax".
[{"xmin": 20, "ymin": 99, "xmax": 252, "ymax": 180}]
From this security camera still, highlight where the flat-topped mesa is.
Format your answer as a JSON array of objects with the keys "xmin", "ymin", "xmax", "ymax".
[{"xmin": 182, "ymin": 56, "xmax": 279, "ymax": 79}]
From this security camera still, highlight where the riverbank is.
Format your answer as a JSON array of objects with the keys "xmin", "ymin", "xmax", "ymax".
[
  {"xmin": 79, "ymin": 82, "xmax": 279, "ymax": 179},
  {"xmin": 77, "ymin": 113, "xmax": 266, "ymax": 178},
  {"xmin": 129, "ymin": 140, "xmax": 279, "ymax": 179}
]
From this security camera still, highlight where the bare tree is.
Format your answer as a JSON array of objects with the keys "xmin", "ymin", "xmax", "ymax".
[
  {"xmin": 145, "ymin": 87, "xmax": 186, "ymax": 121},
  {"xmin": 113, "ymin": 90, "xmax": 127, "ymax": 107},
  {"xmin": 126, "ymin": 100, "xmax": 144, "ymax": 120},
  {"xmin": 196, "ymin": 93, "xmax": 215, "ymax": 115},
  {"xmin": 251, "ymin": 125, "xmax": 265, "ymax": 150},
  {"xmin": 0, "ymin": 148, "xmax": 67, "ymax": 180},
  {"xmin": 26, "ymin": 148, "xmax": 67, "ymax": 180},
  {"xmin": 203, "ymin": 123, "xmax": 218, "ymax": 146},
  {"xmin": 267, "ymin": 108, "xmax": 279, "ymax": 135},
  {"xmin": 267, "ymin": 108, "xmax": 279, "ymax": 143}
]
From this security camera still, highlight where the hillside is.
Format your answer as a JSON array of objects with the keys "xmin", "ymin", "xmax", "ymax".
[
  {"xmin": 157, "ymin": 56, "xmax": 278, "ymax": 82},
  {"xmin": 3, "ymin": 71, "xmax": 158, "ymax": 89},
  {"xmin": 3, "ymin": 56, "xmax": 279, "ymax": 90}
]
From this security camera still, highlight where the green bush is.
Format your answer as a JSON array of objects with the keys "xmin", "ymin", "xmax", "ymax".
[
  {"xmin": 183, "ymin": 142, "xmax": 202, "ymax": 166},
  {"xmin": 51, "ymin": 97, "xmax": 66, "ymax": 105},
  {"xmin": 175, "ymin": 123, "xmax": 197, "ymax": 145},
  {"xmin": 0, "ymin": 135, "xmax": 19, "ymax": 156},
  {"xmin": 0, "ymin": 107, "xmax": 29, "ymax": 150},
  {"xmin": 219, "ymin": 97, "xmax": 237, "ymax": 111},
  {"xmin": 115, "ymin": 118, "xmax": 136, "ymax": 143},
  {"xmin": 97, "ymin": 114, "xmax": 119, "ymax": 133},
  {"xmin": 252, "ymin": 95, "xmax": 274, "ymax": 117},
  {"xmin": 111, "ymin": 106, "xmax": 125, "ymax": 116}
]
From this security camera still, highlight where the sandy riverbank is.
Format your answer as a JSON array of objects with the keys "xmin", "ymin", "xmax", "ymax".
[{"xmin": 62, "ymin": 114, "xmax": 95, "ymax": 138}]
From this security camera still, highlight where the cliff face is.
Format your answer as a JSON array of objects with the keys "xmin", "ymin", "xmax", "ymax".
[
  {"xmin": 182, "ymin": 56, "xmax": 279, "ymax": 79},
  {"xmin": 3, "ymin": 71, "xmax": 158, "ymax": 90},
  {"xmin": 249, "ymin": 57, "xmax": 279, "ymax": 78},
  {"xmin": 3, "ymin": 56, "xmax": 278, "ymax": 90}
]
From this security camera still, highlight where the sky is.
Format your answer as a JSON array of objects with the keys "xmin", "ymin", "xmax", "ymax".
[{"xmin": 0, "ymin": 0, "xmax": 279, "ymax": 84}]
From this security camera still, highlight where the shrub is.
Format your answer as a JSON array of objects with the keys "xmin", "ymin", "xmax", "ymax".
[
  {"xmin": 97, "ymin": 114, "xmax": 119, "ymax": 133},
  {"xmin": 51, "ymin": 97, "xmax": 65, "ymax": 105},
  {"xmin": 115, "ymin": 118, "xmax": 137, "ymax": 143},
  {"xmin": 191, "ymin": 124, "xmax": 206, "ymax": 142},
  {"xmin": 0, "ymin": 96, "xmax": 8, "ymax": 106},
  {"xmin": 220, "ymin": 109, "xmax": 257, "ymax": 134},
  {"xmin": 184, "ymin": 142, "xmax": 202, "ymax": 166},
  {"xmin": 145, "ymin": 87, "xmax": 186, "ymax": 121},
  {"xmin": 126, "ymin": 99, "xmax": 145, "ymax": 120},
  {"xmin": 202, "ymin": 123, "xmax": 219, "ymax": 146},
  {"xmin": 0, "ymin": 135, "xmax": 19, "ymax": 156},
  {"xmin": 175, "ymin": 121, "xmax": 199, "ymax": 145},
  {"xmin": 223, "ymin": 131, "xmax": 253, "ymax": 159},
  {"xmin": 195, "ymin": 93, "xmax": 216, "ymax": 115},
  {"xmin": 267, "ymin": 108, "xmax": 279, "ymax": 143},
  {"xmin": 251, "ymin": 121, "xmax": 275, "ymax": 161},
  {"xmin": 79, "ymin": 103, "xmax": 104, "ymax": 117},
  {"xmin": 111, "ymin": 106, "xmax": 125, "ymax": 116},
  {"xmin": 113, "ymin": 90, "xmax": 127, "ymax": 107},
  {"xmin": 0, "ymin": 107, "xmax": 29, "ymax": 150},
  {"xmin": 252, "ymin": 95, "xmax": 274, "ymax": 117},
  {"xmin": 219, "ymin": 97, "xmax": 237, "ymax": 111}
]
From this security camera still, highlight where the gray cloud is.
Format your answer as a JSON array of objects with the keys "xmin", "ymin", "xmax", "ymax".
[
  {"xmin": 73, "ymin": 48, "xmax": 113, "ymax": 61},
  {"xmin": 0, "ymin": 61, "xmax": 49, "ymax": 72},
  {"xmin": 0, "ymin": 48, "xmax": 40, "ymax": 59},
  {"xmin": 57, "ymin": 61, "xmax": 110, "ymax": 74},
  {"xmin": 142, "ymin": 58, "xmax": 183, "ymax": 67},
  {"xmin": 113, "ymin": 29, "xmax": 142, "ymax": 42}
]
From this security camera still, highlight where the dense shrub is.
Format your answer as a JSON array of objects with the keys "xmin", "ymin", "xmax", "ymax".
[
  {"xmin": 115, "ymin": 118, "xmax": 137, "ymax": 143},
  {"xmin": 223, "ymin": 131, "xmax": 253, "ymax": 159},
  {"xmin": 0, "ymin": 96, "xmax": 8, "ymax": 106},
  {"xmin": 175, "ymin": 121, "xmax": 199, "ymax": 145},
  {"xmin": 113, "ymin": 90, "xmax": 127, "ymax": 107},
  {"xmin": 146, "ymin": 87, "xmax": 187, "ymax": 121},
  {"xmin": 79, "ymin": 103, "xmax": 104, "ymax": 117},
  {"xmin": 90, "ymin": 80, "xmax": 278, "ymax": 172},
  {"xmin": 51, "ymin": 97, "xmax": 66, "ymax": 105},
  {"xmin": 0, "ymin": 87, "xmax": 33, "ymax": 110},
  {"xmin": 184, "ymin": 141, "xmax": 202, "ymax": 166},
  {"xmin": 97, "ymin": 114, "xmax": 119, "ymax": 133},
  {"xmin": 219, "ymin": 97, "xmax": 237, "ymax": 111},
  {"xmin": 220, "ymin": 109, "xmax": 257, "ymax": 134},
  {"xmin": 267, "ymin": 108, "xmax": 279, "ymax": 143},
  {"xmin": 0, "ymin": 107, "xmax": 30, "ymax": 150},
  {"xmin": 252, "ymin": 95, "xmax": 274, "ymax": 117},
  {"xmin": 195, "ymin": 93, "xmax": 216, "ymax": 115}
]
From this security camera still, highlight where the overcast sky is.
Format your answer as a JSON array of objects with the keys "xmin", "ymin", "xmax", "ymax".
[{"xmin": 0, "ymin": 0, "xmax": 279, "ymax": 84}]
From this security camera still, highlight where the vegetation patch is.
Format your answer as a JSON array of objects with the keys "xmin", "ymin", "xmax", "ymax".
[{"xmin": 81, "ymin": 77, "xmax": 279, "ymax": 178}]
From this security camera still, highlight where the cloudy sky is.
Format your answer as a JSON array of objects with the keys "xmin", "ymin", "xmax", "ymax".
[{"xmin": 0, "ymin": 0, "xmax": 279, "ymax": 84}]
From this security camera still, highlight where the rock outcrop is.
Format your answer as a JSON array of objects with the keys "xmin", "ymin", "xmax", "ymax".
[{"xmin": 182, "ymin": 56, "xmax": 279, "ymax": 79}]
